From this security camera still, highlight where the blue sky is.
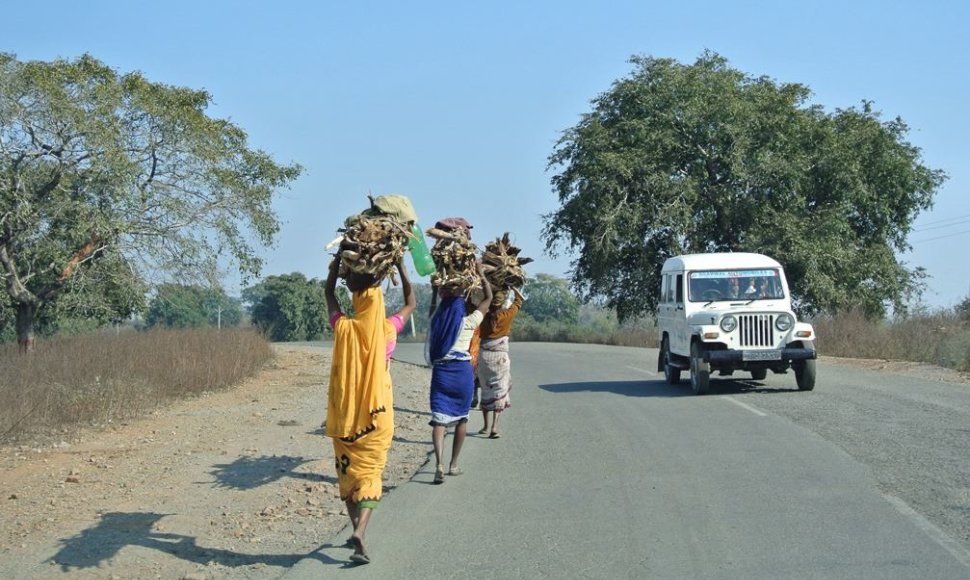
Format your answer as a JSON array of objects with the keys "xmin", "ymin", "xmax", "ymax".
[{"xmin": 6, "ymin": 1, "xmax": 969, "ymax": 309}]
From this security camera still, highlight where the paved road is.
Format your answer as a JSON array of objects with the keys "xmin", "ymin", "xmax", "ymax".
[{"xmin": 286, "ymin": 342, "xmax": 970, "ymax": 579}]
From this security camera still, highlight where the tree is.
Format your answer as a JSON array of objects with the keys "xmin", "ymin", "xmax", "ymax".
[
  {"xmin": 0, "ymin": 297, "xmax": 13, "ymax": 342},
  {"xmin": 146, "ymin": 284, "xmax": 242, "ymax": 329},
  {"xmin": 385, "ymin": 280, "xmax": 433, "ymax": 335},
  {"xmin": 202, "ymin": 290, "xmax": 243, "ymax": 329},
  {"xmin": 521, "ymin": 273, "xmax": 579, "ymax": 324},
  {"xmin": 543, "ymin": 52, "xmax": 945, "ymax": 320},
  {"xmin": 956, "ymin": 290, "xmax": 970, "ymax": 322},
  {"xmin": 0, "ymin": 53, "xmax": 302, "ymax": 350},
  {"xmin": 244, "ymin": 273, "xmax": 333, "ymax": 342}
]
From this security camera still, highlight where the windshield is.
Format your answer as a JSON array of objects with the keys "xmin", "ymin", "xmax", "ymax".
[{"xmin": 688, "ymin": 269, "xmax": 785, "ymax": 302}]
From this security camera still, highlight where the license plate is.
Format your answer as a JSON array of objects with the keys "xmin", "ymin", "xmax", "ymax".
[{"xmin": 743, "ymin": 349, "xmax": 781, "ymax": 361}]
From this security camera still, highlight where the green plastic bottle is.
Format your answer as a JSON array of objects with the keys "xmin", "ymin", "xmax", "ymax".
[{"xmin": 408, "ymin": 223, "xmax": 436, "ymax": 276}]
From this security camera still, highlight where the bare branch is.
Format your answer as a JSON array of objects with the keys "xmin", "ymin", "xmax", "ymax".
[{"xmin": 39, "ymin": 234, "xmax": 106, "ymax": 301}]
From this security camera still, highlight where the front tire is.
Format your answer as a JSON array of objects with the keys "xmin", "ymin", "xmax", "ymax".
[
  {"xmin": 795, "ymin": 359, "xmax": 816, "ymax": 391},
  {"xmin": 690, "ymin": 341, "xmax": 710, "ymax": 395},
  {"xmin": 661, "ymin": 338, "xmax": 681, "ymax": 385}
]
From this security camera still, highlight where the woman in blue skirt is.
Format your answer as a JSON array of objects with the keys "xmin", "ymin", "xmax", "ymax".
[{"xmin": 427, "ymin": 264, "xmax": 492, "ymax": 484}]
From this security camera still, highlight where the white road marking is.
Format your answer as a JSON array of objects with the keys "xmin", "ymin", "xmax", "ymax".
[
  {"xmin": 626, "ymin": 365, "xmax": 657, "ymax": 376},
  {"xmin": 883, "ymin": 494, "xmax": 970, "ymax": 568},
  {"xmin": 722, "ymin": 396, "xmax": 768, "ymax": 416}
]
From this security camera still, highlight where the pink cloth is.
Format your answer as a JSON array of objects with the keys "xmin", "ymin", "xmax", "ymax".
[
  {"xmin": 386, "ymin": 314, "xmax": 405, "ymax": 361},
  {"xmin": 330, "ymin": 312, "xmax": 406, "ymax": 362}
]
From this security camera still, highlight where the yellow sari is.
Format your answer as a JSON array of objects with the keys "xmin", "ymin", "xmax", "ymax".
[{"xmin": 327, "ymin": 287, "xmax": 395, "ymax": 504}]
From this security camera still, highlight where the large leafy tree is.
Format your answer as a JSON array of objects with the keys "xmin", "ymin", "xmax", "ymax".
[
  {"xmin": 0, "ymin": 53, "xmax": 302, "ymax": 349},
  {"xmin": 521, "ymin": 273, "xmax": 579, "ymax": 324},
  {"xmin": 244, "ymin": 273, "xmax": 334, "ymax": 342},
  {"xmin": 544, "ymin": 52, "xmax": 945, "ymax": 320}
]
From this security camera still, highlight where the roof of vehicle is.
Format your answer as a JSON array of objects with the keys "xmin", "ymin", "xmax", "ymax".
[{"xmin": 661, "ymin": 252, "xmax": 782, "ymax": 272}]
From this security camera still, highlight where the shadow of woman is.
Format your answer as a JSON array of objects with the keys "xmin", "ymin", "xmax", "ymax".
[{"xmin": 51, "ymin": 512, "xmax": 348, "ymax": 572}]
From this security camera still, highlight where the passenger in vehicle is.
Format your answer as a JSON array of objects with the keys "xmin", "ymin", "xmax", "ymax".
[{"xmin": 758, "ymin": 277, "xmax": 774, "ymax": 298}]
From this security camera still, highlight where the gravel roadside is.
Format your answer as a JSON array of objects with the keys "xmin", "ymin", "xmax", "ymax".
[{"xmin": 0, "ymin": 344, "xmax": 433, "ymax": 580}]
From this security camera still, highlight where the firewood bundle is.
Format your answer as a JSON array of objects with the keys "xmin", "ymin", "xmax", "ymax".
[
  {"xmin": 334, "ymin": 213, "xmax": 411, "ymax": 282},
  {"xmin": 482, "ymin": 233, "xmax": 533, "ymax": 306},
  {"xmin": 426, "ymin": 226, "xmax": 481, "ymax": 294}
]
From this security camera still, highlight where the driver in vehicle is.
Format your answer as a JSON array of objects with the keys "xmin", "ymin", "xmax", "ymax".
[{"xmin": 690, "ymin": 278, "xmax": 707, "ymax": 299}]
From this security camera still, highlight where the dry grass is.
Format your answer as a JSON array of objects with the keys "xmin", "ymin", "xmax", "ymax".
[
  {"xmin": 513, "ymin": 319, "xmax": 659, "ymax": 348},
  {"xmin": 812, "ymin": 309, "xmax": 970, "ymax": 371},
  {"xmin": 0, "ymin": 328, "xmax": 273, "ymax": 443}
]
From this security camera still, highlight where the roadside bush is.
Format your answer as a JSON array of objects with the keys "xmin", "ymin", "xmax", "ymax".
[
  {"xmin": 813, "ymin": 307, "xmax": 970, "ymax": 371},
  {"xmin": 0, "ymin": 328, "xmax": 272, "ymax": 443}
]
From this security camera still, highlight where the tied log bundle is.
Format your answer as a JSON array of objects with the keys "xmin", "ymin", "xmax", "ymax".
[
  {"xmin": 482, "ymin": 233, "xmax": 533, "ymax": 306},
  {"xmin": 335, "ymin": 213, "xmax": 411, "ymax": 283},
  {"xmin": 427, "ymin": 226, "xmax": 481, "ymax": 294}
]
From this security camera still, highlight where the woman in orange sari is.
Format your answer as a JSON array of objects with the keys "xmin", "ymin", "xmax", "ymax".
[{"xmin": 324, "ymin": 256, "xmax": 415, "ymax": 564}]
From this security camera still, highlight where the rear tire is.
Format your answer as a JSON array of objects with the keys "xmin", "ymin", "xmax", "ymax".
[
  {"xmin": 690, "ymin": 341, "xmax": 710, "ymax": 395},
  {"xmin": 750, "ymin": 369, "xmax": 767, "ymax": 381},
  {"xmin": 661, "ymin": 337, "xmax": 681, "ymax": 385},
  {"xmin": 795, "ymin": 359, "xmax": 816, "ymax": 391}
]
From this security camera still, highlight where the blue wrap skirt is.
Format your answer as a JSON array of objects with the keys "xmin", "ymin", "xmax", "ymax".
[{"xmin": 429, "ymin": 358, "xmax": 474, "ymax": 426}]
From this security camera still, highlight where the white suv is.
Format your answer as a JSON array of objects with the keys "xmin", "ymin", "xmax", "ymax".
[{"xmin": 656, "ymin": 253, "xmax": 817, "ymax": 394}]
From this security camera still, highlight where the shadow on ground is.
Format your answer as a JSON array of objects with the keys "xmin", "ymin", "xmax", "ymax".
[
  {"xmin": 207, "ymin": 455, "xmax": 336, "ymax": 490},
  {"xmin": 50, "ymin": 512, "xmax": 359, "ymax": 572},
  {"xmin": 539, "ymin": 378, "xmax": 800, "ymax": 397},
  {"xmin": 393, "ymin": 405, "xmax": 431, "ymax": 417},
  {"xmin": 539, "ymin": 379, "xmax": 689, "ymax": 397}
]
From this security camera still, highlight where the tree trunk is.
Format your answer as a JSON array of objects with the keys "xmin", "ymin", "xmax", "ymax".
[{"xmin": 16, "ymin": 302, "xmax": 38, "ymax": 353}]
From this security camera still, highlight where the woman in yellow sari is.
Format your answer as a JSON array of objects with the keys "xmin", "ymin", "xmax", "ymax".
[{"xmin": 324, "ymin": 255, "xmax": 415, "ymax": 564}]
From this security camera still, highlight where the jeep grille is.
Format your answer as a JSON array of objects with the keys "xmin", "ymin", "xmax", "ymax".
[{"xmin": 738, "ymin": 314, "xmax": 775, "ymax": 347}]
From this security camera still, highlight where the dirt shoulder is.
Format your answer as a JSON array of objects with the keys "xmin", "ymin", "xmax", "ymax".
[
  {"xmin": 820, "ymin": 354, "xmax": 970, "ymax": 384},
  {"xmin": 0, "ymin": 344, "xmax": 433, "ymax": 580}
]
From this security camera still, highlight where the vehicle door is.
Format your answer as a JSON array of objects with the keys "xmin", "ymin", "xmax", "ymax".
[
  {"xmin": 669, "ymin": 272, "xmax": 688, "ymax": 355},
  {"xmin": 657, "ymin": 273, "xmax": 674, "ymax": 347},
  {"xmin": 657, "ymin": 273, "xmax": 669, "ymax": 339}
]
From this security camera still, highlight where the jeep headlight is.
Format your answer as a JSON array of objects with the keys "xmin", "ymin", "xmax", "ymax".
[
  {"xmin": 720, "ymin": 315, "xmax": 737, "ymax": 333},
  {"xmin": 775, "ymin": 314, "xmax": 793, "ymax": 332}
]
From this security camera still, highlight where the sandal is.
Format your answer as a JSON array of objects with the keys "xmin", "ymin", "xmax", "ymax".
[
  {"xmin": 348, "ymin": 537, "xmax": 370, "ymax": 564},
  {"xmin": 489, "ymin": 432, "xmax": 501, "ymax": 439},
  {"xmin": 448, "ymin": 466, "xmax": 463, "ymax": 476},
  {"xmin": 433, "ymin": 465, "xmax": 445, "ymax": 484}
]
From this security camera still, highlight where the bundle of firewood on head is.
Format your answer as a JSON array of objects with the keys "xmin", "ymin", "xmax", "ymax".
[
  {"xmin": 482, "ymin": 232, "xmax": 533, "ymax": 307},
  {"xmin": 332, "ymin": 212, "xmax": 411, "ymax": 285},
  {"xmin": 426, "ymin": 223, "xmax": 481, "ymax": 295}
]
